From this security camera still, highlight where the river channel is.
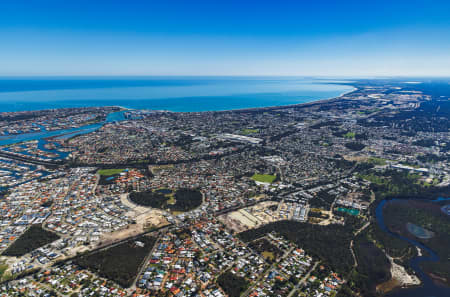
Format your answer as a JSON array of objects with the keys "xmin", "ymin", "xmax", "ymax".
[{"xmin": 376, "ymin": 198, "xmax": 450, "ymax": 297}]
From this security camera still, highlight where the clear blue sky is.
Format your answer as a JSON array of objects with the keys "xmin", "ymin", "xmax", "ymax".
[{"xmin": 1, "ymin": 0, "xmax": 449, "ymax": 76}]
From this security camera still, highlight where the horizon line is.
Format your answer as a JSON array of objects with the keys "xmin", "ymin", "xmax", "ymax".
[{"xmin": 0, "ymin": 75, "xmax": 449, "ymax": 79}]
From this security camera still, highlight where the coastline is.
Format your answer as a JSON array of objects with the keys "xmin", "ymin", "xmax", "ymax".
[
  {"xmin": 0, "ymin": 85, "xmax": 359, "ymax": 147},
  {"xmin": 0, "ymin": 81, "xmax": 358, "ymax": 114},
  {"xmin": 0, "ymin": 85, "xmax": 359, "ymax": 149},
  {"xmin": 202, "ymin": 86, "xmax": 359, "ymax": 113},
  {"xmin": 120, "ymin": 86, "xmax": 359, "ymax": 114}
]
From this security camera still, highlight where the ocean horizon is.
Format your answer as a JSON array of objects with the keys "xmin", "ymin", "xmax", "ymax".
[{"xmin": 0, "ymin": 77, "xmax": 354, "ymax": 112}]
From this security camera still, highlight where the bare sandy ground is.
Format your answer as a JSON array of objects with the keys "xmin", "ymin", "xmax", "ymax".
[
  {"xmin": 387, "ymin": 254, "xmax": 421, "ymax": 287},
  {"xmin": 377, "ymin": 253, "xmax": 420, "ymax": 295},
  {"xmin": 99, "ymin": 194, "xmax": 169, "ymax": 245},
  {"xmin": 219, "ymin": 201, "xmax": 279, "ymax": 232}
]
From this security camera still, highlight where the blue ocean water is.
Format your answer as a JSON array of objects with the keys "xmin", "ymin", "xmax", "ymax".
[{"xmin": 0, "ymin": 77, "xmax": 354, "ymax": 112}]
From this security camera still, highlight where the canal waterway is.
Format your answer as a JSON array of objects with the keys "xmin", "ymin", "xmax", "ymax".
[{"xmin": 0, "ymin": 110, "xmax": 126, "ymax": 147}]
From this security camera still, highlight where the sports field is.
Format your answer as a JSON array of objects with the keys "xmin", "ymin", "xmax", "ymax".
[
  {"xmin": 97, "ymin": 168, "xmax": 125, "ymax": 176},
  {"xmin": 251, "ymin": 173, "xmax": 276, "ymax": 183}
]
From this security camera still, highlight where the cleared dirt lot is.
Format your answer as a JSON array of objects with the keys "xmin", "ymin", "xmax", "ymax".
[
  {"xmin": 219, "ymin": 201, "xmax": 278, "ymax": 232},
  {"xmin": 99, "ymin": 194, "xmax": 169, "ymax": 245}
]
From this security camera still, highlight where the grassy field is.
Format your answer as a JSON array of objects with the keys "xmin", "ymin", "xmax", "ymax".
[
  {"xmin": 241, "ymin": 128, "xmax": 259, "ymax": 135},
  {"xmin": 367, "ymin": 157, "xmax": 387, "ymax": 166},
  {"xmin": 261, "ymin": 251, "xmax": 275, "ymax": 261},
  {"xmin": 251, "ymin": 173, "xmax": 276, "ymax": 183},
  {"xmin": 0, "ymin": 264, "xmax": 8, "ymax": 280},
  {"xmin": 97, "ymin": 168, "xmax": 125, "ymax": 176},
  {"xmin": 167, "ymin": 195, "xmax": 176, "ymax": 205},
  {"xmin": 343, "ymin": 131, "xmax": 356, "ymax": 139},
  {"xmin": 357, "ymin": 173, "xmax": 388, "ymax": 185}
]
